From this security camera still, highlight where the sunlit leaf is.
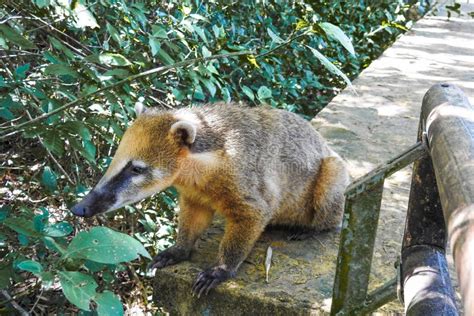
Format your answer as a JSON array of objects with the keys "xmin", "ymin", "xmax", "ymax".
[
  {"xmin": 41, "ymin": 167, "xmax": 57, "ymax": 192},
  {"xmin": 44, "ymin": 222, "xmax": 73, "ymax": 237},
  {"xmin": 64, "ymin": 227, "xmax": 151, "ymax": 264},
  {"xmin": 319, "ymin": 22, "xmax": 356, "ymax": 55},
  {"xmin": 306, "ymin": 45, "xmax": 355, "ymax": 92},
  {"xmin": 257, "ymin": 86, "xmax": 272, "ymax": 99},
  {"xmin": 98, "ymin": 53, "xmax": 131, "ymax": 67},
  {"xmin": 241, "ymin": 85, "xmax": 255, "ymax": 101},
  {"xmin": 94, "ymin": 291, "xmax": 124, "ymax": 316},
  {"xmin": 17, "ymin": 260, "xmax": 43, "ymax": 274},
  {"xmin": 73, "ymin": 3, "xmax": 99, "ymax": 29},
  {"xmin": 267, "ymin": 28, "xmax": 285, "ymax": 44}
]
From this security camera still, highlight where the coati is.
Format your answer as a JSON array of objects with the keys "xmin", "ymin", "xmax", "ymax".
[{"xmin": 71, "ymin": 103, "xmax": 349, "ymax": 296}]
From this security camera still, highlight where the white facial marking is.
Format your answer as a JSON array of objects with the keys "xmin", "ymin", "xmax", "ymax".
[
  {"xmin": 153, "ymin": 168, "xmax": 166, "ymax": 180},
  {"xmin": 131, "ymin": 175, "xmax": 146, "ymax": 185},
  {"xmin": 132, "ymin": 160, "xmax": 147, "ymax": 168}
]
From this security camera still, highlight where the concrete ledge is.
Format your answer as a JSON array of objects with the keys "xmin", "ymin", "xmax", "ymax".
[{"xmin": 154, "ymin": 220, "xmax": 337, "ymax": 315}]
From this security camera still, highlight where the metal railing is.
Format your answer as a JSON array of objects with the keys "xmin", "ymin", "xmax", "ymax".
[{"xmin": 330, "ymin": 83, "xmax": 473, "ymax": 315}]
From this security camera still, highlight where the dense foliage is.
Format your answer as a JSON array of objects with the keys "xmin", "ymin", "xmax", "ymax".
[{"xmin": 0, "ymin": 0, "xmax": 425, "ymax": 314}]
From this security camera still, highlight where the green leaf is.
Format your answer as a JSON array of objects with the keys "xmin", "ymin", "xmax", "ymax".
[
  {"xmin": 44, "ymin": 222, "xmax": 73, "ymax": 237},
  {"xmin": 41, "ymin": 167, "xmax": 57, "ymax": 192},
  {"xmin": 64, "ymin": 227, "xmax": 151, "ymax": 264},
  {"xmin": 44, "ymin": 64, "xmax": 79, "ymax": 78},
  {"xmin": 72, "ymin": 3, "xmax": 99, "ymax": 29},
  {"xmin": 17, "ymin": 260, "xmax": 43, "ymax": 274},
  {"xmin": 202, "ymin": 46, "xmax": 212, "ymax": 58},
  {"xmin": 83, "ymin": 140, "xmax": 96, "ymax": 162},
  {"xmin": 0, "ymin": 206, "xmax": 9, "ymax": 222},
  {"xmin": 0, "ymin": 108, "xmax": 14, "ymax": 120},
  {"xmin": 306, "ymin": 45, "xmax": 354, "ymax": 92},
  {"xmin": 106, "ymin": 23, "xmax": 121, "ymax": 44},
  {"xmin": 241, "ymin": 85, "xmax": 254, "ymax": 101},
  {"xmin": 34, "ymin": 0, "xmax": 50, "ymax": 8},
  {"xmin": 192, "ymin": 25, "xmax": 207, "ymax": 43},
  {"xmin": 42, "ymin": 131, "xmax": 65, "ymax": 156},
  {"xmin": 94, "ymin": 291, "xmax": 124, "ymax": 316},
  {"xmin": 0, "ymin": 266, "xmax": 12, "ymax": 289},
  {"xmin": 33, "ymin": 208, "xmax": 49, "ymax": 232},
  {"xmin": 15, "ymin": 64, "xmax": 30, "ymax": 79},
  {"xmin": 0, "ymin": 25, "xmax": 37, "ymax": 49},
  {"xmin": 319, "ymin": 22, "xmax": 355, "ymax": 56},
  {"xmin": 98, "ymin": 53, "xmax": 131, "ymax": 67},
  {"xmin": 156, "ymin": 45, "xmax": 175, "ymax": 65},
  {"xmin": 149, "ymin": 37, "xmax": 161, "ymax": 57},
  {"xmin": 42, "ymin": 236, "xmax": 67, "ymax": 255},
  {"xmin": 59, "ymin": 271, "xmax": 98, "ymax": 311},
  {"xmin": 201, "ymin": 78, "xmax": 216, "ymax": 97},
  {"xmin": 3, "ymin": 218, "xmax": 42, "ymax": 237},
  {"xmin": 49, "ymin": 36, "xmax": 75, "ymax": 60},
  {"xmin": 103, "ymin": 69, "xmax": 129, "ymax": 79},
  {"xmin": 39, "ymin": 271, "xmax": 54, "ymax": 289},
  {"xmin": 151, "ymin": 25, "xmax": 168, "ymax": 39},
  {"xmin": 257, "ymin": 86, "xmax": 272, "ymax": 100},
  {"xmin": 62, "ymin": 121, "xmax": 91, "ymax": 140},
  {"xmin": 267, "ymin": 28, "xmax": 285, "ymax": 44}
]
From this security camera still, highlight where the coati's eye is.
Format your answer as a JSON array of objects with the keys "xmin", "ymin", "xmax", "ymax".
[{"xmin": 131, "ymin": 165, "xmax": 146, "ymax": 175}]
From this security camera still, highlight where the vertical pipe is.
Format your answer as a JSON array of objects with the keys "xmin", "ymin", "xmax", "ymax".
[
  {"xmin": 401, "ymin": 122, "xmax": 458, "ymax": 314},
  {"xmin": 421, "ymin": 83, "xmax": 474, "ymax": 315},
  {"xmin": 331, "ymin": 182, "xmax": 384, "ymax": 315}
]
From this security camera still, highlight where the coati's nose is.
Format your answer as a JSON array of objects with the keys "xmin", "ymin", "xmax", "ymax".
[{"xmin": 71, "ymin": 202, "xmax": 90, "ymax": 217}]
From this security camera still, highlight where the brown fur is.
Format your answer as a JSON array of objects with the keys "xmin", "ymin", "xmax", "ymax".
[{"xmin": 82, "ymin": 103, "xmax": 350, "ymax": 292}]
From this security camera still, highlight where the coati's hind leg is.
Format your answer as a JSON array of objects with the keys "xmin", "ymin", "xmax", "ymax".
[
  {"xmin": 311, "ymin": 155, "xmax": 350, "ymax": 231},
  {"xmin": 150, "ymin": 197, "xmax": 214, "ymax": 269}
]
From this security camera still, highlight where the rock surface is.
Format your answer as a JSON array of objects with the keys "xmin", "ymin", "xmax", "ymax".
[{"xmin": 153, "ymin": 2, "xmax": 474, "ymax": 314}]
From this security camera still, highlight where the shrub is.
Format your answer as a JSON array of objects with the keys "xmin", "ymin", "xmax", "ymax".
[{"xmin": 0, "ymin": 0, "xmax": 424, "ymax": 313}]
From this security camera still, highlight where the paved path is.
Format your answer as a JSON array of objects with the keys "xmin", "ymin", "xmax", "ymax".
[
  {"xmin": 312, "ymin": 0, "xmax": 474, "ymax": 312},
  {"xmin": 153, "ymin": 2, "xmax": 474, "ymax": 314}
]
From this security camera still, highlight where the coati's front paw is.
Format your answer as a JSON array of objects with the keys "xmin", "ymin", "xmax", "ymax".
[
  {"xmin": 192, "ymin": 266, "xmax": 236, "ymax": 297},
  {"xmin": 149, "ymin": 246, "xmax": 190, "ymax": 269}
]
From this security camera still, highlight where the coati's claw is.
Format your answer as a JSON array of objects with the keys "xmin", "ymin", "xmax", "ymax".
[
  {"xmin": 148, "ymin": 247, "xmax": 189, "ymax": 270},
  {"xmin": 191, "ymin": 266, "xmax": 235, "ymax": 297}
]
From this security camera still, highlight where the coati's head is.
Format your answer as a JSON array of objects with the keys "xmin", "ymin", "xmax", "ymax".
[{"xmin": 71, "ymin": 104, "xmax": 198, "ymax": 218}]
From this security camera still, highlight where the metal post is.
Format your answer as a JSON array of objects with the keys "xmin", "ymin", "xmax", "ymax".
[
  {"xmin": 331, "ymin": 182, "xmax": 384, "ymax": 315},
  {"xmin": 401, "ymin": 119, "xmax": 458, "ymax": 314},
  {"xmin": 421, "ymin": 83, "xmax": 474, "ymax": 315}
]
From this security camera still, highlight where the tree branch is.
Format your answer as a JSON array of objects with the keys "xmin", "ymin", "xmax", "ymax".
[{"xmin": 0, "ymin": 50, "xmax": 253, "ymax": 139}]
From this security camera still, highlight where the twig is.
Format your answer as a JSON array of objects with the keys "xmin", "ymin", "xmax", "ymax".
[
  {"xmin": 0, "ymin": 16, "xmax": 23, "ymax": 24},
  {"xmin": 29, "ymin": 288, "xmax": 43, "ymax": 314},
  {"xmin": 0, "ymin": 290, "xmax": 29, "ymax": 316},
  {"xmin": 0, "ymin": 50, "xmax": 253, "ymax": 139},
  {"xmin": 30, "ymin": 13, "xmax": 93, "ymax": 55},
  {"xmin": 25, "ymin": 110, "xmax": 75, "ymax": 185},
  {"xmin": 255, "ymin": 31, "xmax": 310, "ymax": 58}
]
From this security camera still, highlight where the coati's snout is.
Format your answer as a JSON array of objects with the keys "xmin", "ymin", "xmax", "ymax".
[
  {"xmin": 71, "ymin": 160, "xmax": 155, "ymax": 217},
  {"xmin": 70, "ymin": 104, "xmax": 198, "ymax": 218},
  {"xmin": 71, "ymin": 189, "xmax": 116, "ymax": 218}
]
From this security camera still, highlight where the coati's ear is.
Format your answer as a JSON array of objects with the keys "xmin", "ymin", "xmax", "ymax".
[
  {"xmin": 170, "ymin": 121, "xmax": 197, "ymax": 145},
  {"xmin": 134, "ymin": 100, "xmax": 147, "ymax": 116}
]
